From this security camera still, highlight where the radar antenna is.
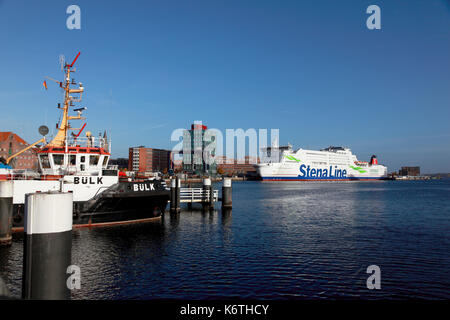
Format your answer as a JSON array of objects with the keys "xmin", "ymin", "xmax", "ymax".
[
  {"xmin": 45, "ymin": 52, "xmax": 85, "ymax": 148},
  {"xmin": 59, "ymin": 54, "xmax": 65, "ymax": 72}
]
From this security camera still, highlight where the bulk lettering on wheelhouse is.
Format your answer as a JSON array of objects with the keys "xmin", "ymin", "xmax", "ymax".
[
  {"xmin": 299, "ymin": 164, "xmax": 347, "ymax": 179},
  {"xmin": 74, "ymin": 177, "xmax": 103, "ymax": 184}
]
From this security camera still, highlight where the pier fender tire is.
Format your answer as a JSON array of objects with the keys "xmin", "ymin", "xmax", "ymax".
[
  {"xmin": 153, "ymin": 206, "xmax": 162, "ymax": 217},
  {"xmin": 13, "ymin": 211, "xmax": 22, "ymax": 224}
]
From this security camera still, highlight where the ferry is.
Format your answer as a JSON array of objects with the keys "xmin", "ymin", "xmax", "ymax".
[
  {"xmin": 0, "ymin": 53, "xmax": 170, "ymax": 230},
  {"xmin": 255, "ymin": 144, "xmax": 388, "ymax": 181}
]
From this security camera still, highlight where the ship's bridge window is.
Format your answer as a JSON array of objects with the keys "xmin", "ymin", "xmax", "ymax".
[
  {"xmin": 39, "ymin": 154, "xmax": 51, "ymax": 169},
  {"xmin": 53, "ymin": 154, "xmax": 64, "ymax": 166},
  {"xmin": 90, "ymin": 155, "xmax": 100, "ymax": 166},
  {"xmin": 69, "ymin": 155, "xmax": 76, "ymax": 165},
  {"xmin": 102, "ymin": 156, "xmax": 109, "ymax": 167}
]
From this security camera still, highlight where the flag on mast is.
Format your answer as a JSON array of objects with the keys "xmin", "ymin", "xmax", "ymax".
[{"xmin": 43, "ymin": 81, "xmax": 48, "ymax": 90}]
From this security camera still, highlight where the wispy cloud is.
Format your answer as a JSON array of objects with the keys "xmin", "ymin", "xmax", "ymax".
[
  {"xmin": 94, "ymin": 88, "xmax": 119, "ymax": 107},
  {"xmin": 0, "ymin": 90, "xmax": 40, "ymax": 99},
  {"xmin": 145, "ymin": 123, "xmax": 167, "ymax": 130}
]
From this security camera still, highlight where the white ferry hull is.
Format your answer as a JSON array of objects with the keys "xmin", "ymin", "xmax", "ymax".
[
  {"xmin": 256, "ymin": 163, "xmax": 387, "ymax": 181},
  {"xmin": 255, "ymin": 146, "xmax": 388, "ymax": 181}
]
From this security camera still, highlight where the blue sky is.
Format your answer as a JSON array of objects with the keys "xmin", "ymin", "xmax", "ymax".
[{"xmin": 0, "ymin": 0, "xmax": 449, "ymax": 173}]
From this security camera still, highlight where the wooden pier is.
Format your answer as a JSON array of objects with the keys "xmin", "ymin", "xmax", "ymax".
[
  {"xmin": 179, "ymin": 188, "xmax": 219, "ymax": 203},
  {"xmin": 169, "ymin": 177, "xmax": 232, "ymax": 212}
]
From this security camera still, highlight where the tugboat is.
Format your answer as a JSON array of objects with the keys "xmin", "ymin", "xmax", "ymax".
[{"xmin": 3, "ymin": 53, "xmax": 170, "ymax": 231}]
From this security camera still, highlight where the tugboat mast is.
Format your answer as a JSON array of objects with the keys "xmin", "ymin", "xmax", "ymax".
[{"xmin": 47, "ymin": 52, "xmax": 85, "ymax": 148}]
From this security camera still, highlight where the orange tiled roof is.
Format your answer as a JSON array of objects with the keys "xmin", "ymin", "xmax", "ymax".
[{"xmin": 0, "ymin": 132, "xmax": 28, "ymax": 145}]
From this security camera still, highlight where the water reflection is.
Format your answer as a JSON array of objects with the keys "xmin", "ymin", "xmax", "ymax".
[{"xmin": 0, "ymin": 181, "xmax": 448, "ymax": 299}]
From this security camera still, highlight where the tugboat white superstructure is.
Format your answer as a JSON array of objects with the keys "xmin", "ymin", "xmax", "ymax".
[
  {"xmin": 255, "ymin": 144, "xmax": 388, "ymax": 181},
  {"xmin": 0, "ymin": 53, "xmax": 170, "ymax": 230}
]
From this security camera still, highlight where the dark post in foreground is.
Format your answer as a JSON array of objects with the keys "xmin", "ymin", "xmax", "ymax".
[
  {"xmin": 222, "ymin": 177, "xmax": 232, "ymax": 209},
  {"xmin": 0, "ymin": 181, "xmax": 13, "ymax": 246},
  {"xmin": 176, "ymin": 176, "xmax": 181, "ymax": 213},
  {"xmin": 170, "ymin": 177, "xmax": 181, "ymax": 213},
  {"xmin": 202, "ymin": 177, "xmax": 213, "ymax": 211},
  {"xmin": 22, "ymin": 192, "xmax": 73, "ymax": 300},
  {"xmin": 170, "ymin": 178, "xmax": 177, "ymax": 213}
]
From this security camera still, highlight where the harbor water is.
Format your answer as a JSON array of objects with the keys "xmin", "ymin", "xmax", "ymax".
[{"xmin": 1, "ymin": 180, "xmax": 449, "ymax": 299}]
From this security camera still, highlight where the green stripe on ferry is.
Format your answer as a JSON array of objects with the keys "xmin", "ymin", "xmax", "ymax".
[
  {"xmin": 284, "ymin": 155, "xmax": 301, "ymax": 162},
  {"xmin": 350, "ymin": 165, "xmax": 367, "ymax": 173}
]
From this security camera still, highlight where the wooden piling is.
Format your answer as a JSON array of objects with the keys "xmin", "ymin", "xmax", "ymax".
[
  {"xmin": 222, "ymin": 178, "xmax": 232, "ymax": 209},
  {"xmin": 170, "ymin": 178, "xmax": 176, "ymax": 213},
  {"xmin": 203, "ymin": 178, "xmax": 213, "ymax": 210},
  {"xmin": 0, "ymin": 181, "xmax": 13, "ymax": 246},
  {"xmin": 175, "ymin": 176, "xmax": 181, "ymax": 213}
]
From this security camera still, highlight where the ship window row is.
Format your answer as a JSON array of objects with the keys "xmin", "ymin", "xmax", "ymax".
[
  {"xmin": 305, "ymin": 154, "xmax": 328, "ymax": 158},
  {"xmin": 329, "ymin": 157, "xmax": 350, "ymax": 162},
  {"xmin": 39, "ymin": 154, "xmax": 109, "ymax": 170},
  {"xmin": 311, "ymin": 162, "xmax": 328, "ymax": 166},
  {"xmin": 305, "ymin": 157, "xmax": 328, "ymax": 162},
  {"xmin": 329, "ymin": 155, "xmax": 349, "ymax": 158},
  {"xmin": 306, "ymin": 152, "xmax": 324, "ymax": 156},
  {"xmin": 329, "ymin": 162, "xmax": 349, "ymax": 166}
]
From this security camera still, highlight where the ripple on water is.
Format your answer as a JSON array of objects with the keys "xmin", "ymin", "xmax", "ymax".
[{"xmin": 0, "ymin": 180, "xmax": 449, "ymax": 299}]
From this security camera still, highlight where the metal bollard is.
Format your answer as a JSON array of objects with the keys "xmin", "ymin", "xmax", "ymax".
[
  {"xmin": 0, "ymin": 181, "xmax": 14, "ymax": 245},
  {"xmin": 22, "ymin": 192, "xmax": 73, "ymax": 300},
  {"xmin": 222, "ymin": 178, "xmax": 232, "ymax": 209}
]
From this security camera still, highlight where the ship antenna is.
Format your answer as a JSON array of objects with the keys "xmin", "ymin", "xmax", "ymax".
[
  {"xmin": 59, "ymin": 54, "xmax": 65, "ymax": 72},
  {"xmin": 46, "ymin": 52, "xmax": 85, "ymax": 148}
]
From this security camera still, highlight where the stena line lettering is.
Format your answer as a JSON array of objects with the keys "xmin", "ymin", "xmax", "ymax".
[
  {"xmin": 133, "ymin": 184, "xmax": 155, "ymax": 191},
  {"xmin": 299, "ymin": 164, "xmax": 347, "ymax": 179},
  {"xmin": 74, "ymin": 177, "xmax": 103, "ymax": 184}
]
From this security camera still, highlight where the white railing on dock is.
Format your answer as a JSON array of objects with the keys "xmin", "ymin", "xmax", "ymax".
[{"xmin": 179, "ymin": 188, "xmax": 219, "ymax": 203}]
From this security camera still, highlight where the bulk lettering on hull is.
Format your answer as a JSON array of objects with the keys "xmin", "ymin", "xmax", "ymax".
[{"xmin": 133, "ymin": 184, "xmax": 155, "ymax": 191}]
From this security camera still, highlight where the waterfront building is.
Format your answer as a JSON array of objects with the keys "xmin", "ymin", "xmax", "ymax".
[
  {"xmin": 399, "ymin": 166, "xmax": 420, "ymax": 176},
  {"xmin": 128, "ymin": 146, "xmax": 173, "ymax": 173},
  {"xmin": 108, "ymin": 158, "xmax": 129, "ymax": 169},
  {"xmin": 173, "ymin": 159, "xmax": 183, "ymax": 172},
  {"xmin": 0, "ymin": 132, "xmax": 39, "ymax": 169},
  {"xmin": 182, "ymin": 122, "xmax": 217, "ymax": 176},
  {"xmin": 217, "ymin": 155, "xmax": 260, "ymax": 176}
]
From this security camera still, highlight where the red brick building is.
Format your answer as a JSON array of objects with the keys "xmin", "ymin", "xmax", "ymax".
[
  {"xmin": 216, "ymin": 156, "xmax": 260, "ymax": 176},
  {"xmin": 0, "ymin": 132, "xmax": 39, "ymax": 169},
  {"xmin": 173, "ymin": 159, "xmax": 183, "ymax": 172},
  {"xmin": 128, "ymin": 146, "xmax": 173, "ymax": 173}
]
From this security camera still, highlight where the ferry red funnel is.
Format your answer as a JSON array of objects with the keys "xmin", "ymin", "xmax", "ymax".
[{"xmin": 370, "ymin": 155, "xmax": 378, "ymax": 165}]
